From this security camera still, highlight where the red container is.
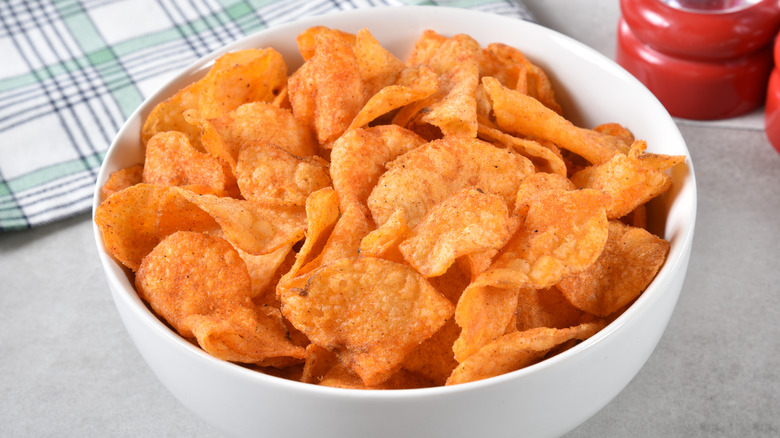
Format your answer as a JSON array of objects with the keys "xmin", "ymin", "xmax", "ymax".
[
  {"xmin": 765, "ymin": 41, "xmax": 780, "ymax": 153},
  {"xmin": 617, "ymin": 0, "xmax": 780, "ymax": 120}
]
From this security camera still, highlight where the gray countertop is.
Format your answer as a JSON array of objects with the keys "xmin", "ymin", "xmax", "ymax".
[{"xmin": 2, "ymin": 1, "xmax": 779, "ymax": 436}]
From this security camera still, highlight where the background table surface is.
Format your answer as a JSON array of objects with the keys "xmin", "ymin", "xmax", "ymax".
[{"xmin": 2, "ymin": 1, "xmax": 779, "ymax": 436}]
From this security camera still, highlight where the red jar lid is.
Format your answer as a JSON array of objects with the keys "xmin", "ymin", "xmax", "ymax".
[
  {"xmin": 620, "ymin": 0, "xmax": 780, "ymax": 60},
  {"xmin": 617, "ymin": 18, "xmax": 773, "ymax": 119},
  {"xmin": 765, "ymin": 68, "xmax": 780, "ymax": 153}
]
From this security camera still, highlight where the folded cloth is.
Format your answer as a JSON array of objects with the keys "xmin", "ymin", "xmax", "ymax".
[{"xmin": 0, "ymin": 0, "xmax": 533, "ymax": 231}]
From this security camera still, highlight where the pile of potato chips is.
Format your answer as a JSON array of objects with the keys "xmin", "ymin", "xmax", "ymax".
[{"xmin": 96, "ymin": 27, "xmax": 685, "ymax": 389}]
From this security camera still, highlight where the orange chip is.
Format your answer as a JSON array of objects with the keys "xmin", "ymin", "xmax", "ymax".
[
  {"xmin": 100, "ymin": 164, "xmax": 143, "ymax": 199},
  {"xmin": 557, "ymin": 220, "xmax": 670, "ymax": 317},
  {"xmin": 186, "ymin": 102, "xmax": 317, "ymax": 171},
  {"xmin": 197, "ymin": 48, "xmax": 288, "ymax": 119},
  {"xmin": 319, "ymin": 364, "xmax": 434, "ymax": 390},
  {"xmin": 141, "ymin": 81, "xmax": 203, "ymax": 147},
  {"xmin": 279, "ymin": 257, "xmax": 453, "ymax": 386},
  {"xmin": 367, "ymin": 135, "xmax": 534, "ymax": 227},
  {"xmin": 156, "ymin": 186, "xmax": 220, "ymax": 238},
  {"xmin": 405, "ymin": 29, "xmax": 448, "ymax": 67},
  {"xmin": 314, "ymin": 204, "xmax": 373, "ymax": 267},
  {"xmin": 401, "ymin": 318, "xmax": 461, "ymax": 386},
  {"xmin": 474, "ymin": 188, "xmax": 609, "ymax": 290},
  {"xmin": 135, "ymin": 231, "xmax": 305, "ymax": 363},
  {"xmin": 355, "ymin": 28, "xmax": 406, "ymax": 98},
  {"xmin": 359, "ymin": 209, "xmax": 409, "ymax": 263},
  {"xmin": 399, "ymin": 187, "xmax": 511, "ymax": 278},
  {"xmin": 296, "ymin": 26, "xmax": 356, "ymax": 61},
  {"xmin": 142, "ymin": 131, "xmax": 236, "ymax": 196},
  {"xmin": 94, "ymin": 183, "xmax": 167, "ymax": 271},
  {"xmin": 571, "ymin": 140, "xmax": 675, "ymax": 219},
  {"xmin": 514, "ymin": 287, "xmax": 587, "ymax": 332},
  {"xmin": 446, "ymin": 321, "xmax": 606, "ymax": 385},
  {"xmin": 452, "ymin": 284, "xmax": 522, "ymax": 362},
  {"xmin": 300, "ymin": 344, "xmax": 340, "ymax": 384},
  {"xmin": 477, "ymin": 120, "xmax": 567, "ymax": 176},
  {"xmin": 288, "ymin": 28, "xmax": 364, "ymax": 145},
  {"xmin": 330, "ymin": 125, "xmax": 426, "ymax": 214},
  {"xmin": 348, "ymin": 65, "xmax": 439, "ymax": 131},
  {"xmin": 235, "ymin": 141, "xmax": 331, "ymax": 207},
  {"xmin": 171, "ymin": 187, "xmax": 305, "ymax": 255},
  {"xmin": 485, "ymin": 43, "xmax": 562, "ymax": 115},
  {"xmin": 482, "ymin": 76, "xmax": 629, "ymax": 165}
]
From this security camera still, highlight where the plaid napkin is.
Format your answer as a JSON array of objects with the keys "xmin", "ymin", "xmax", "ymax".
[{"xmin": 0, "ymin": 0, "xmax": 533, "ymax": 231}]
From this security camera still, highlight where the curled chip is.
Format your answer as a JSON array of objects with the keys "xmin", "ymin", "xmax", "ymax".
[
  {"xmin": 556, "ymin": 220, "xmax": 670, "ymax": 317},
  {"xmin": 399, "ymin": 187, "xmax": 511, "ymax": 278},
  {"xmin": 446, "ymin": 321, "xmax": 606, "ymax": 385},
  {"xmin": 135, "ymin": 231, "xmax": 305, "ymax": 363},
  {"xmin": 101, "ymin": 164, "xmax": 143, "ymax": 199},
  {"xmin": 367, "ymin": 135, "xmax": 534, "ymax": 227},
  {"xmin": 359, "ymin": 209, "xmax": 409, "ymax": 263},
  {"xmin": 279, "ymin": 257, "xmax": 454, "ymax": 386},
  {"xmin": 482, "ymin": 76, "xmax": 629, "ymax": 165}
]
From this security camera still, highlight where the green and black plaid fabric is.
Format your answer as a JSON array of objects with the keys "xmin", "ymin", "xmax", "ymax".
[{"xmin": 0, "ymin": 0, "xmax": 532, "ymax": 231}]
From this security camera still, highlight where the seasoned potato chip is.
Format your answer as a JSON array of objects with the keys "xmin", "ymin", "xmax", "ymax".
[
  {"xmin": 236, "ymin": 141, "xmax": 331, "ymax": 207},
  {"xmin": 315, "ymin": 205, "xmax": 373, "ymax": 267},
  {"xmin": 186, "ymin": 102, "xmax": 317, "ymax": 171},
  {"xmin": 319, "ymin": 364, "xmax": 434, "ymax": 390},
  {"xmin": 477, "ymin": 120, "xmax": 567, "ymax": 176},
  {"xmin": 475, "ymin": 188, "xmax": 609, "ymax": 290},
  {"xmin": 571, "ymin": 140, "xmax": 677, "ymax": 219},
  {"xmin": 143, "ymin": 131, "xmax": 235, "ymax": 196},
  {"xmin": 156, "ymin": 186, "xmax": 220, "ymax": 238},
  {"xmin": 95, "ymin": 183, "xmax": 167, "ymax": 271},
  {"xmin": 330, "ymin": 125, "xmax": 426, "ymax": 214},
  {"xmin": 402, "ymin": 318, "xmax": 461, "ymax": 386},
  {"xmin": 300, "ymin": 344, "xmax": 340, "ymax": 384},
  {"xmin": 514, "ymin": 287, "xmax": 587, "ymax": 332},
  {"xmin": 557, "ymin": 220, "xmax": 670, "ymax": 317},
  {"xmin": 100, "ymin": 164, "xmax": 143, "ymax": 198},
  {"xmin": 135, "ymin": 231, "xmax": 305, "ymax": 363},
  {"xmin": 399, "ymin": 188, "xmax": 511, "ymax": 277},
  {"xmin": 359, "ymin": 209, "xmax": 409, "ymax": 263},
  {"xmin": 279, "ymin": 257, "xmax": 453, "ymax": 386},
  {"xmin": 395, "ymin": 32, "xmax": 481, "ymax": 137},
  {"xmin": 483, "ymin": 76, "xmax": 629, "ymax": 165},
  {"xmin": 355, "ymin": 28, "xmax": 406, "ymax": 98},
  {"xmin": 296, "ymin": 26, "xmax": 356, "ymax": 61},
  {"xmin": 453, "ymin": 284, "xmax": 522, "ymax": 362},
  {"xmin": 405, "ymin": 29, "xmax": 448, "ymax": 67},
  {"xmin": 197, "ymin": 48, "xmax": 287, "ymax": 119},
  {"xmin": 446, "ymin": 322, "xmax": 606, "ymax": 385},
  {"xmin": 367, "ymin": 135, "xmax": 534, "ymax": 227},
  {"xmin": 348, "ymin": 65, "xmax": 438, "ymax": 131},
  {"xmin": 288, "ymin": 28, "xmax": 364, "ymax": 145},
  {"xmin": 171, "ymin": 187, "xmax": 305, "ymax": 255},
  {"xmin": 485, "ymin": 42, "xmax": 562, "ymax": 114}
]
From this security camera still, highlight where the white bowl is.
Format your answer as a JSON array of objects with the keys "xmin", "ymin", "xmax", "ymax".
[{"xmin": 93, "ymin": 6, "xmax": 696, "ymax": 438}]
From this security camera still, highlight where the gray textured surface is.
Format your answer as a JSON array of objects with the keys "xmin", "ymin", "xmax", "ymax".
[{"xmin": 2, "ymin": 1, "xmax": 779, "ymax": 436}]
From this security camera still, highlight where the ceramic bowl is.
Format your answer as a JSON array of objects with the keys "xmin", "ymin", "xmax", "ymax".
[{"xmin": 93, "ymin": 6, "xmax": 697, "ymax": 438}]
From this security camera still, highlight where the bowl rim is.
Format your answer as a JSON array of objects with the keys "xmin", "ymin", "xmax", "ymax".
[{"xmin": 93, "ymin": 5, "xmax": 697, "ymax": 398}]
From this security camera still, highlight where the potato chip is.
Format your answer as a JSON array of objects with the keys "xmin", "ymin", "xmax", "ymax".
[
  {"xmin": 399, "ymin": 188, "xmax": 511, "ymax": 278},
  {"xmin": 100, "ymin": 164, "xmax": 144, "ymax": 198},
  {"xmin": 514, "ymin": 287, "xmax": 587, "ymax": 332},
  {"xmin": 513, "ymin": 172, "xmax": 576, "ymax": 218},
  {"xmin": 367, "ymin": 135, "xmax": 534, "ymax": 228},
  {"xmin": 171, "ymin": 187, "xmax": 305, "ymax": 255},
  {"xmin": 234, "ymin": 241, "xmax": 296, "ymax": 300},
  {"xmin": 485, "ymin": 43, "xmax": 562, "ymax": 114},
  {"xmin": 296, "ymin": 26, "xmax": 356, "ymax": 61},
  {"xmin": 95, "ymin": 183, "xmax": 167, "ymax": 271},
  {"xmin": 142, "ymin": 131, "xmax": 236, "ymax": 196},
  {"xmin": 300, "ymin": 344, "xmax": 340, "ymax": 384},
  {"xmin": 288, "ymin": 28, "xmax": 364, "ymax": 145},
  {"xmin": 482, "ymin": 76, "xmax": 630, "ymax": 165},
  {"xmin": 557, "ymin": 220, "xmax": 670, "ymax": 317},
  {"xmin": 186, "ymin": 102, "xmax": 317, "ymax": 171},
  {"xmin": 446, "ymin": 321, "xmax": 606, "ymax": 385},
  {"xmin": 359, "ymin": 209, "xmax": 409, "ymax": 263},
  {"xmin": 141, "ymin": 79, "xmax": 203, "ymax": 147},
  {"xmin": 278, "ymin": 257, "xmax": 453, "ymax": 386},
  {"xmin": 452, "ymin": 284, "xmax": 522, "ymax": 362},
  {"xmin": 401, "ymin": 318, "xmax": 461, "ymax": 386},
  {"xmin": 330, "ymin": 125, "xmax": 426, "ymax": 214},
  {"xmin": 315, "ymin": 205, "xmax": 373, "ymax": 267},
  {"xmin": 477, "ymin": 120, "xmax": 567, "ymax": 176},
  {"xmin": 156, "ymin": 186, "xmax": 220, "ymax": 238},
  {"xmin": 474, "ymin": 188, "xmax": 609, "ymax": 290},
  {"xmin": 319, "ymin": 364, "xmax": 434, "ymax": 389},
  {"xmin": 394, "ymin": 32, "xmax": 481, "ymax": 137},
  {"xmin": 197, "ymin": 48, "xmax": 288, "ymax": 119},
  {"xmin": 135, "ymin": 231, "xmax": 305, "ymax": 363},
  {"xmin": 347, "ymin": 65, "xmax": 438, "ymax": 131},
  {"xmin": 570, "ymin": 141, "xmax": 677, "ymax": 219},
  {"xmin": 236, "ymin": 141, "xmax": 331, "ymax": 207},
  {"xmin": 355, "ymin": 28, "xmax": 406, "ymax": 98},
  {"xmin": 405, "ymin": 29, "xmax": 447, "ymax": 67}
]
